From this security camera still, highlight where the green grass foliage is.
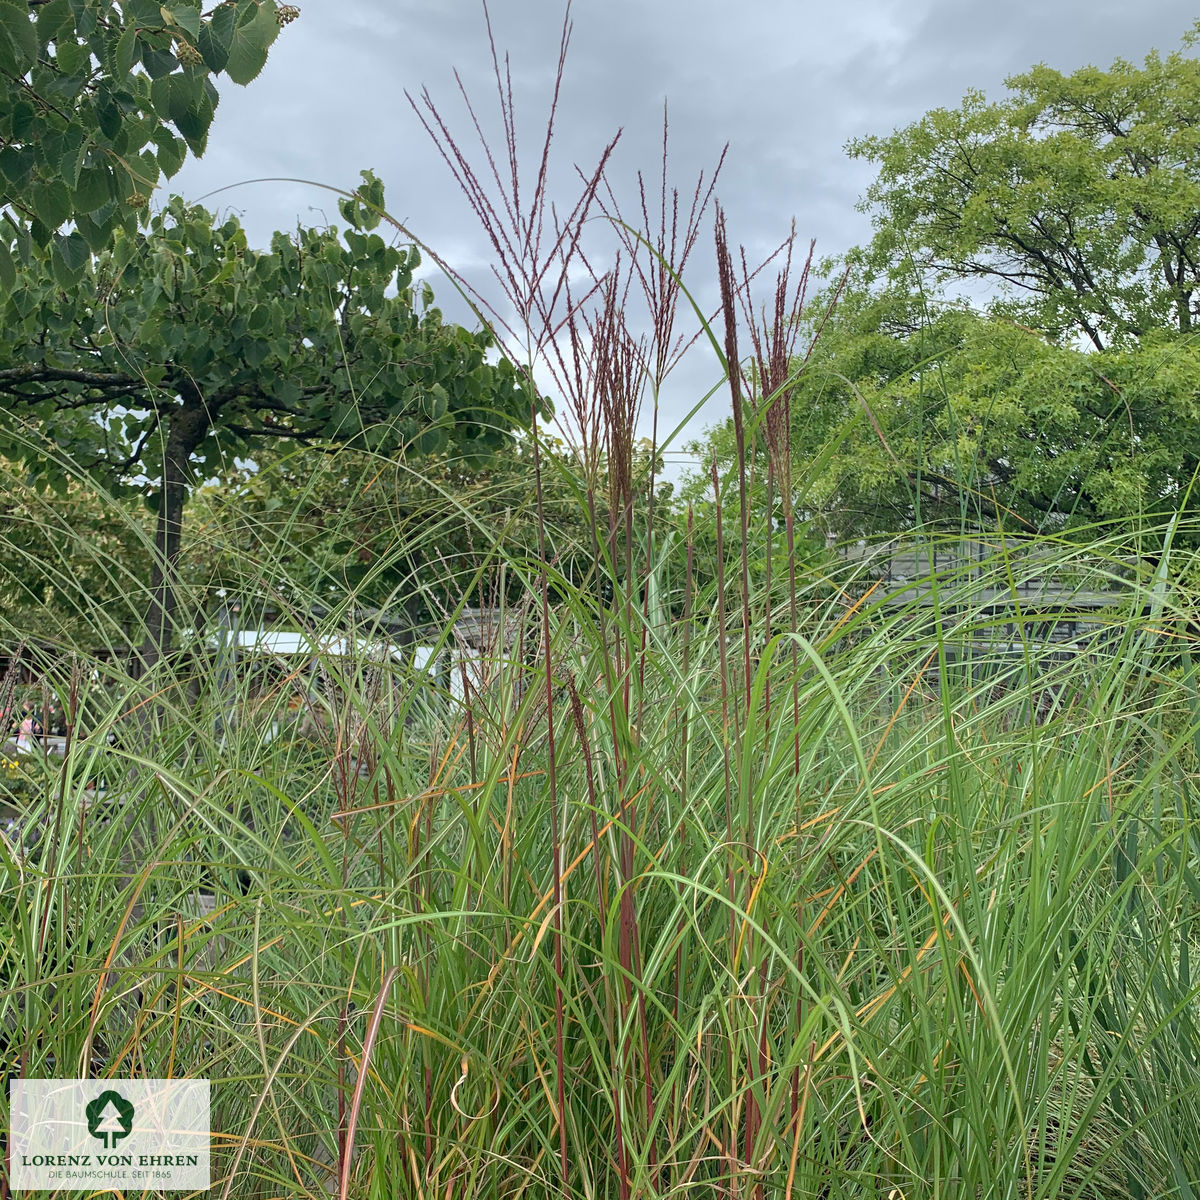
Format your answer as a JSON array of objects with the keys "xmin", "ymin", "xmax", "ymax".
[{"xmin": 3, "ymin": 437, "xmax": 1200, "ymax": 1199}]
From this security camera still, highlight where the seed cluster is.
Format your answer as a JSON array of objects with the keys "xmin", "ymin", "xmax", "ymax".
[{"xmin": 175, "ymin": 40, "xmax": 204, "ymax": 67}]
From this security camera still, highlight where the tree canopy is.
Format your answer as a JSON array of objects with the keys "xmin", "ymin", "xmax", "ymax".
[
  {"xmin": 0, "ymin": 179, "xmax": 541, "ymax": 654},
  {"xmin": 1, "ymin": 0, "xmax": 292, "ymax": 272},
  {"xmin": 715, "ymin": 27, "xmax": 1200, "ymax": 544},
  {"xmin": 686, "ymin": 283, "xmax": 1200, "ymax": 543},
  {"xmin": 850, "ymin": 25, "xmax": 1200, "ymax": 348}
]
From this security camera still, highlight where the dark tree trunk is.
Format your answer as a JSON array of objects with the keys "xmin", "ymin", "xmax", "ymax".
[{"xmin": 138, "ymin": 385, "xmax": 212, "ymax": 673}]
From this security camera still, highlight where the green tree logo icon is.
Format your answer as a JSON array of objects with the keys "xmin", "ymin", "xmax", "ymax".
[{"xmin": 86, "ymin": 1090, "xmax": 135, "ymax": 1149}]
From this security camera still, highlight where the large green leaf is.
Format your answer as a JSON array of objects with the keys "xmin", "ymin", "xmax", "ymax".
[
  {"xmin": 130, "ymin": 148, "xmax": 159, "ymax": 195},
  {"xmin": 35, "ymin": 0, "xmax": 72, "ymax": 43},
  {"xmin": 30, "ymin": 178, "xmax": 72, "ymax": 229},
  {"xmin": 224, "ymin": 0, "xmax": 279, "ymax": 86},
  {"xmin": 8, "ymin": 98, "xmax": 34, "ymax": 138},
  {"xmin": 153, "ymin": 127, "xmax": 187, "ymax": 178},
  {"xmin": 0, "ymin": 146, "xmax": 35, "ymax": 187},
  {"xmin": 161, "ymin": 2, "xmax": 201, "ymax": 41},
  {"xmin": 141, "ymin": 44, "xmax": 178, "ymax": 79},
  {"xmin": 60, "ymin": 128, "xmax": 88, "ymax": 189},
  {"xmin": 196, "ymin": 0, "xmax": 235, "ymax": 71},
  {"xmin": 55, "ymin": 35, "xmax": 90, "ymax": 76},
  {"xmin": 96, "ymin": 93, "xmax": 122, "ymax": 139},
  {"xmin": 73, "ymin": 167, "xmax": 112, "ymax": 215},
  {"xmin": 57, "ymin": 231, "xmax": 90, "ymax": 272},
  {"xmin": 76, "ymin": 202, "xmax": 122, "ymax": 252},
  {"xmin": 0, "ymin": 2, "xmax": 38, "ymax": 72},
  {"xmin": 51, "ymin": 230, "xmax": 90, "ymax": 286},
  {"xmin": 112, "ymin": 23, "xmax": 138, "ymax": 76}
]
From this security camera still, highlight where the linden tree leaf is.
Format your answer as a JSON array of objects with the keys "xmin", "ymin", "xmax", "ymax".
[{"xmin": 225, "ymin": 0, "xmax": 279, "ymax": 86}]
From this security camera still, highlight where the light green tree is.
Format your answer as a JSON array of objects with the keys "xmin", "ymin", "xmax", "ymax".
[
  {"xmin": 850, "ymin": 26, "xmax": 1200, "ymax": 348},
  {"xmin": 687, "ymin": 286, "xmax": 1200, "ymax": 541}
]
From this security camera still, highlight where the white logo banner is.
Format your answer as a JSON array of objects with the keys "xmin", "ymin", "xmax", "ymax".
[{"xmin": 8, "ymin": 1079, "xmax": 209, "ymax": 1192}]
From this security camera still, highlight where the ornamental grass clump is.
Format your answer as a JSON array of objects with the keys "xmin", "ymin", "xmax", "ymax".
[
  {"xmin": 4, "ymin": 8, "xmax": 1200, "ymax": 1200},
  {"xmin": 7, "ymin": 451, "xmax": 1200, "ymax": 1199}
]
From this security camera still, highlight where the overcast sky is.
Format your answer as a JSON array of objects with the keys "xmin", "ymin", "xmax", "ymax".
[{"xmin": 172, "ymin": 0, "xmax": 1199, "ymax": 472}]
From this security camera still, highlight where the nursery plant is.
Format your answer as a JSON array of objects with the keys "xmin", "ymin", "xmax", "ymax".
[{"xmin": 4, "ymin": 11, "xmax": 1200, "ymax": 1200}]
